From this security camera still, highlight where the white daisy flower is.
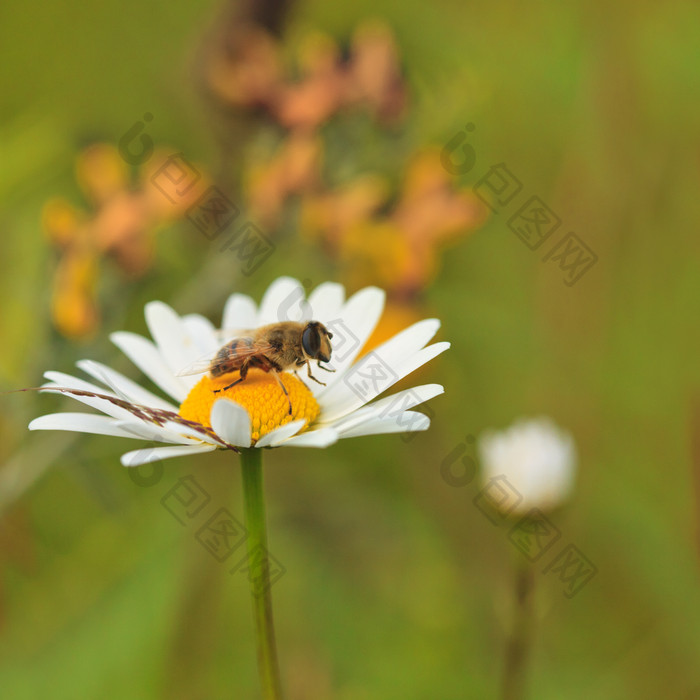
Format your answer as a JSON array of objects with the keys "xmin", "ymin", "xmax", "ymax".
[
  {"xmin": 477, "ymin": 417, "xmax": 577, "ymax": 515},
  {"xmin": 29, "ymin": 276, "xmax": 449, "ymax": 466}
]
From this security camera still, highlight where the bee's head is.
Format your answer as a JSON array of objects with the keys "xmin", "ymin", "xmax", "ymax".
[{"xmin": 301, "ymin": 321, "xmax": 333, "ymax": 364}]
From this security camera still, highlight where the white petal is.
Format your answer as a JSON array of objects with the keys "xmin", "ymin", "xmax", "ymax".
[
  {"xmin": 182, "ymin": 314, "xmax": 220, "ymax": 356},
  {"xmin": 145, "ymin": 302, "xmax": 202, "ymax": 382},
  {"xmin": 112, "ymin": 420, "xmax": 199, "ymax": 444},
  {"xmin": 222, "ymin": 293, "xmax": 258, "ymax": 330},
  {"xmin": 159, "ymin": 420, "xmax": 222, "ymax": 446},
  {"xmin": 42, "ymin": 372, "xmax": 135, "ymax": 421},
  {"xmin": 255, "ymin": 419, "xmax": 307, "ymax": 447},
  {"xmin": 121, "ymin": 443, "xmax": 216, "ymax": 467},
  {"xmin": 256, "ymin": 276, "xmax": 306, "ymax": 324},
  {"xmin": 38, "ymin": 376, "xmax": 207, "ymax": 445},
  {"xmin": 279, "ymin": 427, "xmax": 339, "ymax": 448},
  {"xmin": 44, "ymin": 371, "xmax": 112, "ymax": 395},
  {"xmin": 339, "ymin": 412, "xmax": 430, "ymax": 438},
  {"xmin": 311, "ymin": 286, "xmax": 385, "ymax": 395},
  {"xmin": 392, "ymin": 342, "xmax": 451, "ymax": 383},
  {"xmin": 325, "ymin": 384, "xmax": 444, "ymax": 434},
  {"xmin": 350, "ymin": 318, "xmax": 441, "ymax": 375},
  {"xmin": 76, "ymin": 360, "xmax": 178, "ymax": 411},
  {"xmin": 318, "ymin": 315, "xmax": 448, "ymax": 422},
  {"xmin": 39, "ymin": 385, "xmax": 200, "ymax": 445},
  {"xmin": 210, "ymin": 399, "xmax": 252, "ymax": 447},
  {"xmin": 111, "ymin": 331, "xmax": 188, "ymax": 402},
  {"xmin": 29, "ymin": 412, "xmax": 141, "ymax": 438},
  {"xmin": 305, "ymin": 282, "xmax": 345, "ymax": 322}
]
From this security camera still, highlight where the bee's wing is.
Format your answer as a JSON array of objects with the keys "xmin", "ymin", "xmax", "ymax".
[
  {"xmin": 175, "ymin": 354, "xmax": 217, "ymax": 377},
  {"xmin": 176, "ymin": 335, "xmax": 277, "ymax": 377},
  {"xmin": 176, "ymin": 333, "xmax": 251, "ymax": 377}
]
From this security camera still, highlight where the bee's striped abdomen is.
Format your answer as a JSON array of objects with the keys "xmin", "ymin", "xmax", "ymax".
[{"xmin": 209, "ymin": 338, "xmax": 251, "ymax": 377}]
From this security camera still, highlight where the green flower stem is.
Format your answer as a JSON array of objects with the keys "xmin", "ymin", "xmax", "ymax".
[
  {"xmin": 240, "ymin": 447, "xmax": 283, "ymax": 700},
  {"xmin": 502, "ymin": 556, "xmax": 535, "ymax": 700}
]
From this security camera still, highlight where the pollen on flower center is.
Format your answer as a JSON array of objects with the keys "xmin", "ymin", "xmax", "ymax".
[{"xmin": 178, "ymin": 369, "xmax": 320, "ymax": 443}]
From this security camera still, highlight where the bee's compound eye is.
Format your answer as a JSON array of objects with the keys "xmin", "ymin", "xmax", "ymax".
[
  {"xmin": 302, "ymin": 324, "xmax": 321, "ymax": 357},
  {"xmin": 327, "ymin": 332, "xmax": 333, "ymax": 340}
]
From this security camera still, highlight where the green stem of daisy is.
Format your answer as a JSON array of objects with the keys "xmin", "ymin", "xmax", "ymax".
[
  {"xmin": 239, "ymin": 447, "xmax": 283, "ymax": 700},
  {"xmin": 502, "ymin": 556, "xmax": 535, "ymax": 700}
]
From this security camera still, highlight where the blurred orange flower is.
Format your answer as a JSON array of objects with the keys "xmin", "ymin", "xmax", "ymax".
[
  {"xmin": 247, "ymin": 132, "xmax": 322, "ymax": 228},
  {"xmin": 303, "ymin": 149, "xmax": 488, "ymax": 296},
  {"xmin": 199, "ymin": 14, "xmax": 486, "ymax": 361},
  {"xmin": 204, "ymin": 21, "xmax": 407, "ymax": 129},
  {"xmin": 206, "ymin": 25, "xmax": 283, "ymax": 110},
  {"xmin": 43, "ymin": 144, "xmax": 206, "ymax": 339},
  {"xmin": 300, "ymin": 174, "xmax": 389, "ymax": 250}
]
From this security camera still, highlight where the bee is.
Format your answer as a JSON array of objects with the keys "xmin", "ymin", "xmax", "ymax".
[{"xmin": 178, "ymin": 321, "xmax": 335, "ymax": 415}]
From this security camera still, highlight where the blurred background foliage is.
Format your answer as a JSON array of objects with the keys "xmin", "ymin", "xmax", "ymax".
[{"xmin": 1, "ymin": 0, "xmax": 700, "ymax": 698}]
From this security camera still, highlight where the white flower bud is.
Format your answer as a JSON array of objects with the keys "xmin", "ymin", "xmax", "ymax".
[{"xmin": 477, "ymin": 417, "xmax": 576, "ymax": 515}]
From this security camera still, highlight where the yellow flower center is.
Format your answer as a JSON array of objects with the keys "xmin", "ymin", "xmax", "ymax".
[{"xmin": 178, "ymin": 369, "xmax": 320, "ymax": 444}]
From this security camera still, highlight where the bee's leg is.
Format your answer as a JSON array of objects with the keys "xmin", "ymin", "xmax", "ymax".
[
  {"xmin": 305, "ymin": 360, "xmax": 327, "ymax": 386},
  {"xmin": 213, "ymin": 377, "xmax": 244, "ymax": 393},
  {"xmin": 318, "ymin": 362, "xmax": 336, "ymax": 373},
  {"xmin": 272, "ymin": 371, "xmax": 293, "ymax": 415},
  {"xmin": 214, "ymin": 363, "xmax": 249, "ymax": 393}
]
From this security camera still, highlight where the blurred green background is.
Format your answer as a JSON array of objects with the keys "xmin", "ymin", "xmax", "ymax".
[{"xmin": 2, "ymin": 0, "xmax": 700, "ymax": 698}]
